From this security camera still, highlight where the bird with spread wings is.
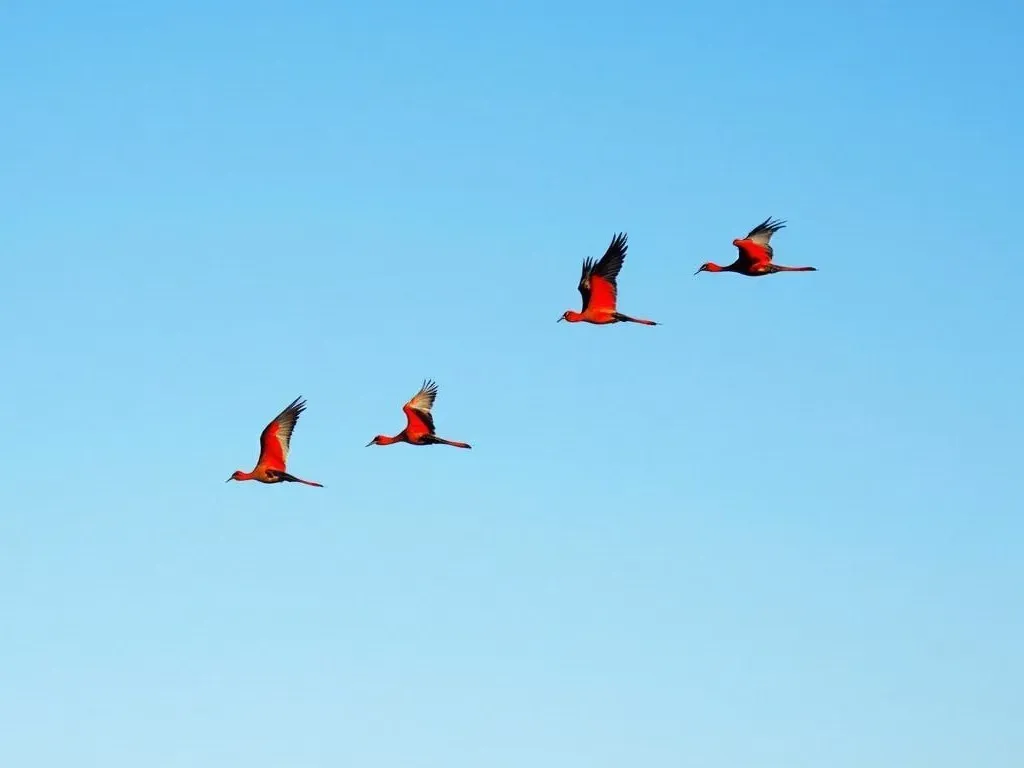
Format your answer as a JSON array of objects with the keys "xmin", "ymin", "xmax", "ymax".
[{"xmin": 559, "ymin": 232, "xmax": 658, "ymax": 325}]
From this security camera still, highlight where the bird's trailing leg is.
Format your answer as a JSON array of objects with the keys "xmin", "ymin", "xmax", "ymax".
[
  {"xmin": 612, "ymin": 312, "xmax": 658, "ymax": 326},
  {"xmin": 425, "ymin": 435, "xmax": 472, "ymax": 449},
  {"xmin": 269, "ymin": 469, "xmax": 324, "ymax": 487},
  {"xmin": 767, "ymin": 264, "xmax": 817, "ymax": 273}
]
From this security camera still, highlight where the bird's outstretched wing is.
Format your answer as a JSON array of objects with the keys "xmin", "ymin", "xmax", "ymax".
[
  {"xmin": 403, "ymin": 379, "xmax": 438, "ymax": 435},
  {"xmin": 578, "ymin": 232, "xmax": 627, "ymax": 312},
  {"xmin": 735, "ymin": 217, "xmax": 786, "ymax": 266},
  {"xmin": 257, "ymin": 396, "xmax": 306, "ymax": 471}
]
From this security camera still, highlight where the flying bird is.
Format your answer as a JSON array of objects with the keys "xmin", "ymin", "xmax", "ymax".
[
  {"xmin": 227, "ymin": 396, "xmax": 324, "ymax": 487},
  {"xmin": 695, "ymin": 217, "xmax": 817, "ymax": 276},
  {"xmin": 558, "ymin": 232, "xmax": 658, "ymax": 325},
  {"xmin": 366, "ymin": 379, "xmax": 472, "ymax": 449}
]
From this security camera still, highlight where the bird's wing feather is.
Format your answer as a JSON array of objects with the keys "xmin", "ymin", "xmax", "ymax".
[
  {"xmin": 577, "ymin": 257, "xmax": 594, "ymax": 310},
  {"xmin": 736, "ymin": 217, "xmax": 786, "ymax": 264},
  {"xmin": 402, "ymin": 379, "xmax": 437, "ymax": 435},
  {"xmin": 257, "ymin": 396, "xmax": 306, "ymax": 471},
  {"xmin": 578, "ymin": 232, "xmax": 627, "ymax": 311}
]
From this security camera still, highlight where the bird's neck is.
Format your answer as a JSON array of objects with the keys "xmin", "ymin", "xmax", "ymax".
[
  {"xmin": 707, "ymin": 263, "xmax": 731, "ymax": 272},
  {"xmin": 379, "ymin": 434, "xmax": 404, "ymax": 445}
]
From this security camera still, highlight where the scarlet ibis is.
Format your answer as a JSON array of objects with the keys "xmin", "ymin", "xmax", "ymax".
[
  {"xmin": 558, "ymin": 232, "xmax": 658, "ymax": 325},
  {"xmin": 695, "ymin": 217, "xmax": 817, "ymax": 276},
  {"xmin": 366, "ymin": 379, "xmax": 472, "ymax": 449},
  {"xmin": 227, "ymin": 396, "xmax": 324, "ymax": 486}
]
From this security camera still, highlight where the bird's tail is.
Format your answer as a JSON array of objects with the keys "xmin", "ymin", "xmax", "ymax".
[
  {"xmin": 278, "ymin": 471, "xmax": 325, "ymax": 487},
  {"xmin": 613, "ymin": 312, "xmax": 659, "ymax": 326},
  {"xmin": 430, "ymin": 436, "xmax": 472, "ymax": 449}
]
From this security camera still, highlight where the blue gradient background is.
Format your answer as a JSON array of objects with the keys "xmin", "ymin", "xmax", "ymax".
[{"xmin": 1, "ymin": 1, "xmax": 1021, "ymax": 766}]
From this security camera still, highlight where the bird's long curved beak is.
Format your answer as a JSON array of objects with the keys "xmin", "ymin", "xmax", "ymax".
[
  {"xmin": 556, "ymin": 315, "xmax": 564, "ymax": 322},
  {"xmin": 225, "ymin": 476, "xmax": 233, "ymax": 483},
  {"xmin": 365, "ymin": 440, "xmax": 374, "ymax": 447},
  {"xmin": 693, "ymin": 267, "xmax": 702, "ymax": 275}
]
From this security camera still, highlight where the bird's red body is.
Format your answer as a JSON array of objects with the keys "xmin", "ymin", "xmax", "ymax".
[
  {"xmin": 367, "ymin": 380, "xmax": 472, "ymax": 449},
  {"xmin": 695, "ymin": 217, "xmax": 817, "ymax": 277},
  {"xmin": 227, "ymin": 396, "xmax": 324, "ymax": 487},
  {"xmin": 559, "ymin": 232, "xmax": 658, "ymax": 326}
]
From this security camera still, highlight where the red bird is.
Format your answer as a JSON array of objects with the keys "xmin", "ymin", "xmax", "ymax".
[
  {"xmin": 227, "ymin": 396, "xmax": 324, "ymax": 487},
  {"xmin": 695, "ymin": 217, "xmax": 817, "ymax": 276},
  {"xmin": 366, "ymin": 379, "xmax": 472, "ymax": 449},
  {"xmin": 558, "ymin": 232, "xmax": 658, "ymax": 325}
]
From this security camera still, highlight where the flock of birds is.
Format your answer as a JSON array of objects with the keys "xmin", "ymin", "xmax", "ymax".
[{"xmin": 226, "ymin": 216, "xmax": 817, "ymax": 488}]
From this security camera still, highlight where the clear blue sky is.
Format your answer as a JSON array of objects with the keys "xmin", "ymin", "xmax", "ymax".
[{"xmin": 1, "ymin": 0, "xmax": 1021, "ymax": 765}]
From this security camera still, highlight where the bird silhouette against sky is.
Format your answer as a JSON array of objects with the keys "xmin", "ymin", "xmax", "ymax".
[
  {"xmin": 227, "ymin": 396, "xmax": 324, "ymax": 486},
  {"xmin": 694, "ymin": 217, "xmax": 817, "ymax": 276},
  {"xmin": 366, "ymin": 380, "xmax": 472, "ymax": 449},
  {"xmin": 559, "ymin": 232, "xmax": 658, "ymax": 325}
]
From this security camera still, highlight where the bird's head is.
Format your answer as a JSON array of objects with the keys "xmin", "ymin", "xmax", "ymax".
[
  {"xmin": 366, "ymin": 435, "xmax": 386, "ymax": 447},
  {"xmin": 694, "ymin": 262, "xmax": 711, "ymax": 275},
  {"xmin": 226, "ymin": 470, "xmax": 246, "ymax": 482},
  {"xmin": 558, "ymin": 310, "xmax": 579, "ymax": 322}
]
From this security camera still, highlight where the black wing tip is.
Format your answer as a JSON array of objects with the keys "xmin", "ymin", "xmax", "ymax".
[
  {"xmin": 593, "ymin": 231, "xmax": 628, "ymax": 278},
  {"xmin": 582, "ymin": 232, "xmax": 628, "ymax": 273},
  {"xmin": 750, "ymin": 216, "xmax": 787, "ymax": 235},
  {"xmin": 607, "ymin": 231, "xmax": 628, "ymax": 255},
  {"xmin": 418, "ymin": 379, "xmax": 440, "ymax": 404},
  {"xmin": 271, "ymin": 396, "xmax": 306, "ymax": 429}
]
